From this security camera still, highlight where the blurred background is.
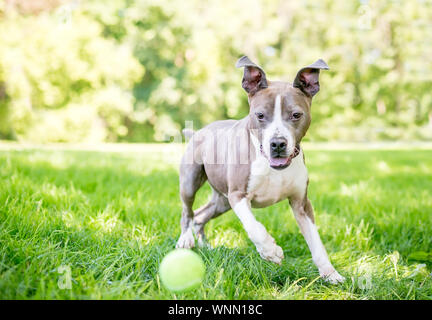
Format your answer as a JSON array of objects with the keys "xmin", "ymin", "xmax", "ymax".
[{"xmin": 0, "ymin": 0, "xmax": 431, "ymax": 143}]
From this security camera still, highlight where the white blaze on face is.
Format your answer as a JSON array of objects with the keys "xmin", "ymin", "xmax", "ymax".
[{"xmin": 262, "ymin": 94, "xmax": 295, "ymax": 158}]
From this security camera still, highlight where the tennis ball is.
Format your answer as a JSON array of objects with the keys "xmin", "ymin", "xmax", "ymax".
[{"xmin": 159, "ymin": 248, "xmax": 205, "ymax": 292}]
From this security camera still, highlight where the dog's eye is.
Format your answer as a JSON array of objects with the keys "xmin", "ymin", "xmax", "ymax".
[
  {"xmin": 255, "ymin": 112, "xmax": 265, "ymax": 120},
  {"xmin": 292, "ymin": 112, "xmax": 303, "ymax": 120}
]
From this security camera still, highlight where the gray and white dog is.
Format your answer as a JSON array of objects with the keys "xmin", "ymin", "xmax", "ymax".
[{"xmin": 176, "ymin": 56, "xmax": 344, "ymax": 283}]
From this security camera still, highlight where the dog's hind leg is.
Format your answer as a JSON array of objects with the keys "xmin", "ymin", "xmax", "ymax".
[
  {"xmin": 176, "ymin": 162, "xmax": 207, "ymax": 249},
  {"xmin": 193, "ymin": 189, "xmax": 231, "ymax": 247}
]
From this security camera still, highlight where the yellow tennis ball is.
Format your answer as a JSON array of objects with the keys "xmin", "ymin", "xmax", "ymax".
[{"xmin": 159, "ymin": 248, "xmax": 205, "ymax": 292}]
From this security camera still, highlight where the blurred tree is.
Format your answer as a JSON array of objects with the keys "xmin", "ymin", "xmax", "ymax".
[
  {"xmin": 0, "ymin": 0, "xmax": 431, "ymax": 142},
  {"xmin": 0, "ymin": 0, "xmax": 143, "ymax": 142}
]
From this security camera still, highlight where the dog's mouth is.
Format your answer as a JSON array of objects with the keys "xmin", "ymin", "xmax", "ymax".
[
  {"xmin": 269, "ymin": 157, "xmax": 292, "ymax": 170},
  {"xmin": 260, "ymin": 145, "xmax": 300, "ymax": 170}
]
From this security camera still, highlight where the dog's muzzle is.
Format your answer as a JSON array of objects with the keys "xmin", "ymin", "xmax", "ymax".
[{"xmin": 260, "ymin": 144, "xmax": 300, "ymax": 170}]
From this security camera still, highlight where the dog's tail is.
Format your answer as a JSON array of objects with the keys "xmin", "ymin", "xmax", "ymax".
[{"xmin": 182, "ymin": 128, "xmax": 195, "ymax": 139}]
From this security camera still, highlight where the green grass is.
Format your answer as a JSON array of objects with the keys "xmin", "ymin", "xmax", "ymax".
[{"xmin": 0, "ymin": 143, "xmax": 431, "ymax": 299}]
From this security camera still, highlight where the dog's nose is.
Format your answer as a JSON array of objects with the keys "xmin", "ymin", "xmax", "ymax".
[{"xmin": 270, "ymin": 137, "xmax": 287, "ymax": 154}]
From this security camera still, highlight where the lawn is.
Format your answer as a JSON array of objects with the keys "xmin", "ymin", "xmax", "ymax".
[{"xmin": 0, "ymin": 143, "xmax": 431, "ymax": 299}]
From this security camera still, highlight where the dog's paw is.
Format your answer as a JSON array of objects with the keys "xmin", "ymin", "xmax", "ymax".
[
  {"xmin": 257, "ymin": 238, "xmax": 284, "ymax": 265},
  {"xmin": 321, "ymin": 270, "xmax": 345, "ymax": 284},
  {"xmin": 176, "ymin": 228, "xmax": 195, "ymax": 249}
]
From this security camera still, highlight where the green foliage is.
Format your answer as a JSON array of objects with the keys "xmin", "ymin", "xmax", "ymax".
[
  {"xmin": 408, "ymin": 251, "xmax": 432, "ymax": 263},
  {"xmin": 0, "ymin": 4, "xmax": 143, "ymax": 142},
  {"xmin": 0, "ymin": 144, "xmax": 431, "ymax": 299},
  {"xmin": 1, "ymin": 0, "xmax": 432, "ymax": 142}
]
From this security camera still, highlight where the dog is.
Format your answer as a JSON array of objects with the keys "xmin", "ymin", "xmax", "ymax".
[{"xmin": 176, "ymin": 56, "xmax": 345, "ymax": 283}]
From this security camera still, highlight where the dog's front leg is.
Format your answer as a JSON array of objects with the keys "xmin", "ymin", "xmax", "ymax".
[
  {"xmin": 229, "ymin": 193, "xmax": 284, "ymax": 264},
  {"xmin": 290, "ymin": 196, "xmax": 345, "ymax": 284}
]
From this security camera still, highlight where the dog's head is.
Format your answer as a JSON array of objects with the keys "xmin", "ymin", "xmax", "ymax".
[{"xmin": 236, "ymin": 56, "xmax": 329, "ymax": 170}]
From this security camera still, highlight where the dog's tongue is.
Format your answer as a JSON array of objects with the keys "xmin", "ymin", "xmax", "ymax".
[{"xmin": 269, "ymin": 157, "xmax": 289, "ymax": 167}]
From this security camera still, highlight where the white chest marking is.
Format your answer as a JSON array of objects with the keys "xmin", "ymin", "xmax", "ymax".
[{"xmin": 247, "ymin": 150, "xmax": 308, "ymax": 207}]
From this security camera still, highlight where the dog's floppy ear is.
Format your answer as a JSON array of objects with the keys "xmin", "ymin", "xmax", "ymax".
[
  {"xmin": 293, "ymin": 59, "xmax": 329, "ymax": 97},
  {"xmin": 236, "ymin": 56, "xmax": 268, "ymax": 95}
]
